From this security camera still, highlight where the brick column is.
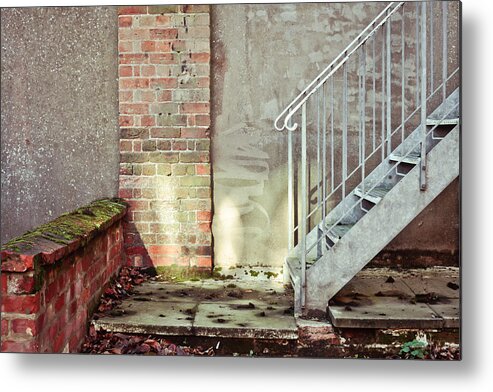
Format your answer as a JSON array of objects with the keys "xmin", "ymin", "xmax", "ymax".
[{"xmin": 117, "ymin": 5, "xmax": 212, "ymax": 270}]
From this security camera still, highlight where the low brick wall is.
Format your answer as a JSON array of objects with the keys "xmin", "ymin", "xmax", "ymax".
[{"xmin": 1, "ymin": 199, "xmax": 127, "ymax": 353}]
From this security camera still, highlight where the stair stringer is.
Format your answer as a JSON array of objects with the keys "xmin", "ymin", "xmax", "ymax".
[{"xmin": 304, "ymin": 125, "xmax": 459, "ymax": 312}]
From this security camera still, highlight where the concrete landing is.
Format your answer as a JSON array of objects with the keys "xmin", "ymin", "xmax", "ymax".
[
  {"xmin": 93, "ymin": 274, "xmax": 298, "ymax": 340},
  {"xmin": 328, "ymin": 267, "xmax": 460, "ymax": 329}
]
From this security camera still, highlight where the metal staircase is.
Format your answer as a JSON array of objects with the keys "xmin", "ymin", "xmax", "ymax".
[{"xmin": 274, "ymin": 2, "xmax": 460, "ymax": 315}]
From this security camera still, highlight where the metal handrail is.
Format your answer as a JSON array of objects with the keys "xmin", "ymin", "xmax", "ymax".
[
  {"xmin": 274, "ymin": 2, "xmax": 404, "ymax": 132},
  {"xmin": 276, "ymin": 1, "xmax": 458, "ymax": 314}
]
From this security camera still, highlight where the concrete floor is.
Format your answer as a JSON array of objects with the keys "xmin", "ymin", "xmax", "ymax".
[
  {"xmin": 94, "ymin": 269, "xmax": 299, "ymax": 340},
  {"xmin": 93, "ymin": 266, "xmax": 459, "ymax": 340},
  {"xmin": 328, "ymin": 267, "xmax": 460, "ymax": 328}
]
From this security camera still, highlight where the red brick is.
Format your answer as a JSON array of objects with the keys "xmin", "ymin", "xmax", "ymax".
[
  {"xmin": 194, "ymin": 114, "xmax": 210, "ymax": 126},
  {"xmin": 11, "ymin": 318, "xmax": 37, "ymax": 336},
  {"xmin": 120, "ymin": 103, "xmax": 149, "ymax": 115},
  {"xmin": 118, "ymin": 6, "xmax": 147, "ymax": 15},
  {"xmin": 190, "ymin": 52, "xmax": 210, "ymax": 63},
  {"xmin": 1, "ymin": 318, "xmax": 9, "ymax": 336},
  {"xmin": 120, "ymin": 78, "xmax": 150, "ymax": 89},
  {"xmin": 118, "ymin": 41, "xmax": 133, "ymax": 53},
  {"xmin": 1, "ymin": 293, "xmax": 41, "ymax": 314},
  {"xmin": 180, "ymin": 103, "xmax": 210, "ymax": 113},
  {"xmin": 118, "ymin": 16, "xmax": 133, "ymax": 27},
  {"xmin": 7, "ymin": 274, "xmax": 36, "ymax": 295},
  {"xmin": 1, "ymin": 340, "xmax": 38, "ymax": 353},
  {"xmin": 196, "ymin": 164, "xmax": 210, "ymax": 175},
  {"xmin": 141, "ymin": 116, "xmax": 156, "ymax": 127},
  {"xmin": 119, "ymin": 65, "xmax": 133, "ymax": 77},
  {"xmin": 180, "ymin": 127, "xmax": 209, "ymax": 138},
  {"xmin": 196, "ymin": 256, "xmax": 212, "ymax": 268},
  {"xmin": 148, "ymin": 245, "xmax": 181, "ymax": 256},
  {"xmin": 1, "ymin": 273, "xmax": 8, "ymax": 294},
  {"xmin": 119, "ymin": 116, "xmax": 134, "ymax": 127},
  {"xmin": 149, "ymin": 53, "xmax": 176, "ymax": 64},
  {"xmin": 141, "ymin": 65, "xmax": 156, "ymax": 77},
  {"xmin": 150, "ymin": 28, "xmax": 178, "ymax": 40},
  {"xmin": 197, "ymin": 211, "xmax": 211, "ymax": 222},
  {"xmin": 150, "ymin": 78, "xmax": 178, "ymax": 89},
  {"xmin": 119, "ymin": 53, "xmax": 149, "ymax": 64}
]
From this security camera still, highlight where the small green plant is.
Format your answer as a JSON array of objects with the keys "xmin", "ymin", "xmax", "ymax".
[{"xmin": 399, "ymin": 339, "xmax": 428, "ymax": 359}]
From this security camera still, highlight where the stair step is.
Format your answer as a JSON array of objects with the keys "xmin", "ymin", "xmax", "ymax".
[
  {"xmin": 354, "ymin": 185, "xmax": 392, "ymax": 204},
  {"xmin": 426, "ymin": 117, "xmax": 459, "ymax": 126},
  {"xmin": 389, "ymin": 151, "xmax": 421, "ymax": 165},
  {"xmin": 426, "ymin": 88, "xmax": 460, "ymax": 126},
  {"xmin": 324, "ymin": 223, "xmax": 355, "ymax": 245}
]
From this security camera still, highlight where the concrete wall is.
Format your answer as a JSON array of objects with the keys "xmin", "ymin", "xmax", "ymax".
[
  {"xmin": 1, "ymin": 7, "xmax": 119, "ymax": 244},
  {"xmin": 211, "ymin": 2, "xmax": 460, "ymax": 268}
]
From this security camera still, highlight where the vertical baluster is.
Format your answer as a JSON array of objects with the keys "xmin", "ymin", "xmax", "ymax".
[
  {"xmin": 420, "ymin": 2, "xmax": 428, "ymax": 191},
  {"xmin": 430, "ymin": 1, "xmax": 434, "ymax": 92},
  {"xmin": 416, "ymin": 3, "xmax": 420, "ymax": 107},
  {"xmin": 287, "ymin": 112, "xmax": 294, "ymax": 251},
  {"xmin": 442, "ymin": 1, "xmax": 448, "ymax": 101},
  {"xmin": 386, "ymin": 19, "xmax": 392, "ymax": 156},
  {"xmin": 316, "ymin": 89, "xmax": 322, "ymax": 258},
  {"xmin": 330, "ymin": 77, "xmax": 334, "ymax": 193},
  {"xmin": 361, "ymin": 44, "xmax": 366, "ymax": 194},
  {"xmin": 372, "ymin": 34, "xmax": 376, "ymax": 152},
  {"xmin": 381, "ymin": 28, "xmax": 386, "ymax": 162},
  {"xmin": 322, "ymin": 82, "xmax": 327, "ymax": 256},
  {"xmin": 401, "ymin": 5, "xmax": 406, "ymax": 144},
  {"xmin": 300, "ymin": 103, "xmax": 308, "ymax": 310},
  {"xmin": 342, "ymin": 62, "xmax": 348, "ymax": 198}
]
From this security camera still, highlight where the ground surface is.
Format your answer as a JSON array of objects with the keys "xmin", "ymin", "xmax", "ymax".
[
  {"xmin": 82, "ymin": 266, "xmax": 460, "ymax": 358},
  {"xmin": 328, "ymin": 267, "xmax": 460, "ymax": 329}
]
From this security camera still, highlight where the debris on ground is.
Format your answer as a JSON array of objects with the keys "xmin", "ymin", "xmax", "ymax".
[
  {"xmin": 92, "ymin": 267, "xmax": 151, "ymax": 318},
  {"xmin": 81, "ymin": 327, "xmax": 215, "ymax": 356}
]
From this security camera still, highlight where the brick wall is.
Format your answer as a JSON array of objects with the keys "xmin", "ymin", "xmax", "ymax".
[
  {"xmin": 117, "ymin": 5, "xmax": 212, "ymax": 270},
  {"xmin": 1, "ymin": 199, "xmax": 126, "ymax": 353}
]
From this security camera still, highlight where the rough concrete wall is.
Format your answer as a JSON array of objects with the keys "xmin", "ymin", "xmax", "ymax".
[
  {"xmin": 1, "ymin": 7, "xmax": 119, "ymax": 244},
  {"xmin": 211, "ymin": 2, "xmax": 460, "ymax": 268}
]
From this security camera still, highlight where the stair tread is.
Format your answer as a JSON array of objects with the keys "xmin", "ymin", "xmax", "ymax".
[
  {"xmin": 329, "ymin": 223, "xmax": 354, "ymax": 238},
  {"xmin": 354, "ymin": 185, "xmax": 392, "ymax": 202},
  {"xmin": 426, "ymin": 88, "xmax": 460, "ymax": 125},
  {"xmin": 389, "ymin": 151, "xmax": 421, "ymax": 165}
]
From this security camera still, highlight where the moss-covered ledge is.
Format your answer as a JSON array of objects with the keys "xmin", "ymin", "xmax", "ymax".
[{"xmin": 1, "ymin": 198, "xmax": 128, "ymax": 272}]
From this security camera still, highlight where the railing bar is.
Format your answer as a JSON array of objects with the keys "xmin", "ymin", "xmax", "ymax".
[
  {"xmin": 420, "ymin": 1, "xmax": 428, "ymax": 191},
  {"xmin": 442, "ymin": 1, "xmax": 448, "ymax": 101},
  {"xmin": 305, "ymin": 66, "xmax": 460, "ymax": 218},
  {"xmin": 275, "ymin": 2, "xmax": 403, "ymax": 131},
  {"xmin": 401, "ymin": 4, "xmax": 406, "ymax": 144},
  {"xmin": 308, "ymin": 102, "xmax": 460, "ymax": 253},
  {"xmin": 381, "ymin": 27, "xmax": 385, "ymax": 163},
  {"xmin": 361, "ymin": 43, "xmax": 366, "ymax": 194},
  {"xmin": 342, "ymin": 62, "xmax": 348, "ymax": 198},
  {"xmin": 430, "ymin": 1, "xmax": 434, "ymax": 92},
  {"xmin": 330, "ymin": 77, "xmax": 335, "ymax": 193},
  {"xmin": 322, "ymin": 81, "xmax": 327, "ymax": 255},
  {"xmin": 316, "ymin": 88, "xmax": 322, "ymax": 258},
  {"xmin": 415, "ymin": 2, "xmax": 420, "ymax": 107},
  {"xmin": 300, "ymin": 103, "xmax": 307, "ymax": 309},
  {"xmin": 287, "ymin": 112, "xmax": 294, "ymax": 251},
  {"xmin": 277, "ymin": 2, "xmax": 405, "ymax": 131},
  {"xmin": 372, "ymin": 34, "xmax": 376, "ymax": 151},
  {"xmin": 386, "ymin": 19, "xmax": 392, "ymax": 156}
]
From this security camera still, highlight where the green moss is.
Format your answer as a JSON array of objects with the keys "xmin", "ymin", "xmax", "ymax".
[
  {"xmin": 249, "ymin": 270, "xmax": 260, "ymax": 277},
  {"xmin": 154, "ymin": 265, "xmax": 212, "ymax": 282},
  {"xmin": 263, "ymin": 271, "xmax": 279, "ymax": 279},
  {"xmin": 1, "ymin": 198, "xmax": 127, "ymax": 253}
]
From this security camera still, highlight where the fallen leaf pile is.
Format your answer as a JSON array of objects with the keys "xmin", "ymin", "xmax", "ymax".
[
  {"xmin": 81, "ymin": 266, "xmax": 215, "ymax": 356},
  {"xmin": 81, "ymin": 327, "xmax": 215, "ymax": 356},
  {"xmin": 93, "ymin": 267, "xmax": 150, "ymax": 317}
]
